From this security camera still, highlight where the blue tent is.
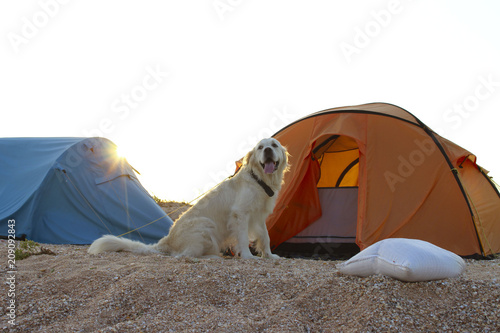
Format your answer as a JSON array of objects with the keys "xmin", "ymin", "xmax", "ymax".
[{"xmin": 0, "ymin": 137, "xmax": 173, "ymax": 244}]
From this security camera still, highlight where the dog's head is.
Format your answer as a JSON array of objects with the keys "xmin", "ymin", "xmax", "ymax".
[{"xmin": 244, "ymin": 138, "xmax": 289, "ymax": 184}]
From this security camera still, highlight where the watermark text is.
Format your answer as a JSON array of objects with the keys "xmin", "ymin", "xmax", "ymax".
[
  {"xmin": 6, "ymin": 219, "xmax": 17, "ymax": 326},
  {"xmin": 7, "ymin": 0, "xmax": 71, "ymax": 54}
]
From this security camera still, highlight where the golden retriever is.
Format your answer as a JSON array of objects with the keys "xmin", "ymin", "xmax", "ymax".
[{"xmin": 88, "ymin": 138, "xmax": 288, "ymax": 259}]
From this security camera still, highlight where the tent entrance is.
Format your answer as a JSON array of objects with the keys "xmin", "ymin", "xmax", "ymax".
[
  {"xmin": 296, "ymin": 134, "xmax": 359, "ymax": 242},
  {"xmin": 277, "ymin": 135, "xmax": 360, "ymax": 258},
  {"xmin": 285, "ymin": 187, "xmax": 358, "ymax": 244}
]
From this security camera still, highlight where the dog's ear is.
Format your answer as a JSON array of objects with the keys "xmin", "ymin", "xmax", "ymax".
[
  {"xmin": 282, "ymin": 146, "xmax": 289, "ymax": 164},
  {"xmin": 243, "ymin": 149, "xmax": 254, "ymax": 166},
  {"xmin": 280, "ymin": 146, "xmax": 291, "ymax": 174}
]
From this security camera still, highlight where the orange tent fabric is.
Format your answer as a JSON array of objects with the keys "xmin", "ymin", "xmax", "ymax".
[{"xmin": 265, "ymin": 103, "xmax": 500, "ymax": 257}]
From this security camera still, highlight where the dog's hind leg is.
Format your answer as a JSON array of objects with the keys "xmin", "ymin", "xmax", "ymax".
[{"xmin": 167, "ymin": 217, "xmax": 220, "ymax": 258}]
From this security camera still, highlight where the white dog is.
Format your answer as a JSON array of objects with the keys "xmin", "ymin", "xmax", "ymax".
[{"xmin": 88, "ymin": 138, "xmax": 289, "ymax": 259}]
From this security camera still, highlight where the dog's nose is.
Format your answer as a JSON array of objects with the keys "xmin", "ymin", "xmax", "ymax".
[{"xmin": 264, "ymin": 147, "xmax": 275, "ymax": 160}]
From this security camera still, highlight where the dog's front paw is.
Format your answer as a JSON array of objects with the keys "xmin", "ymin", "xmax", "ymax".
[
  {"xmin": 264, "ymin": 253, "xmax": 281, "ymax": 260},
  {"xmin": 240, "ymin": 253, "xmax": 261, "ymax": 260}
]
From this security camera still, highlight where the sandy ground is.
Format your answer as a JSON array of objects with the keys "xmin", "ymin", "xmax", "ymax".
[{"xmin": 1, "ymin": 240, "xmax": 499, "ymax": 332}]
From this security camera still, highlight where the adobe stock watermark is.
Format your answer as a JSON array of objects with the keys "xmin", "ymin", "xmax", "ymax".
[
  {"xmin": 194, "ymin": 105, "xmax": 297, "ymax": 200},
  {"xmin": 5, "ymin": 219, "xmax": 17, "ymax": 327},
  {"xmin": 339, "ymin": 0, "xmax": 410, "ymax": 64},
  {"xmin": 212, "ymin": 0, "xmax": 244, "ymax": 21},
  {"xmin": 439, "ymin": 74, "xmax": 499, "ymax": 135},
  {"xmin": 82, "ymin": 64, "xmax": 169, "ymax": 138},
  {"xmin": 7, "ymin": 0, "xmax": 71, "ymax": 54},
  {"xmin": 384, "ymin": 137, "xmax": 436, "ymax": 192}
]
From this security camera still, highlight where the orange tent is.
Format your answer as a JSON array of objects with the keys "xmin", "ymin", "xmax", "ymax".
[{"xmin": 265, "ymin": 103, "xmax": 500, "ymax": 257}]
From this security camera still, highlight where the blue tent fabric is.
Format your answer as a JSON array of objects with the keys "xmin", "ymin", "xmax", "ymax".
[{"xmin": 0, "ymin": 137, "xmax": 173, "ymax": 244}]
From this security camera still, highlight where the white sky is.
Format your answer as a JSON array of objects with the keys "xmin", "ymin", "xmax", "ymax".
[{"xmin": 2, "ymin": 1, "xmax": 500, "ymax": 202}]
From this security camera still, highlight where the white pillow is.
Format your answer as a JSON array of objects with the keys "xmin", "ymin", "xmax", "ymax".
[{"xmin": 337, "ymin": 238, "xmax": 465, "ymax": 282}]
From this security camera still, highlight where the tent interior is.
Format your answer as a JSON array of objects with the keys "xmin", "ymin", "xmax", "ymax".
[{"xmin": 275, "ymin": 134, "xmax": 362, "ymax": 258}]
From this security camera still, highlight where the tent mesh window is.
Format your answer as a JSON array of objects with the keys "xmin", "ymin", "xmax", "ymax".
[{"xmin": 314, "ymin": 135, "xmax": 359, "ymax": 188}]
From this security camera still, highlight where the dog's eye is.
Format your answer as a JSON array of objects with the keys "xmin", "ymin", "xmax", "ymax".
[
  {"xmin": 258, "ymin": 145, "xmax": 263, "ymax": 150},
  {"xmin": 272, "ymin": 143, "xmax": 278, "ymax": 148}
]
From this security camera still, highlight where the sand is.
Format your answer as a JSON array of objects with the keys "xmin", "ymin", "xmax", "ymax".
[{"xmin": 1, "ymin": 240, "xmax": 499, "ymax": 332}]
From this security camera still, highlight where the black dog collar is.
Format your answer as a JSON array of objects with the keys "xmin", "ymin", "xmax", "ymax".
[{"xmin": 249, "ymin": 170, "xmax": 274, "ymax": 197}]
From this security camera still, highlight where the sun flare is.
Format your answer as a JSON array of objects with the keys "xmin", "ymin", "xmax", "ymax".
[{"xmin": 115, "ymin": 146, "xmax": 127, "ymax": 158}]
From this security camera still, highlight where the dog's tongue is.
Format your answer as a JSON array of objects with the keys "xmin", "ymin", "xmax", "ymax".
[{"xmin": 264, "ymin": 162, "xmax": 275, "ymax": 174}]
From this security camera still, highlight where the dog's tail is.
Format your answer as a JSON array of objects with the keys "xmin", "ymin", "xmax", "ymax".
[{"xmin": 87, "ymin": 235, "xmax": 163, "ymax": 255}]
